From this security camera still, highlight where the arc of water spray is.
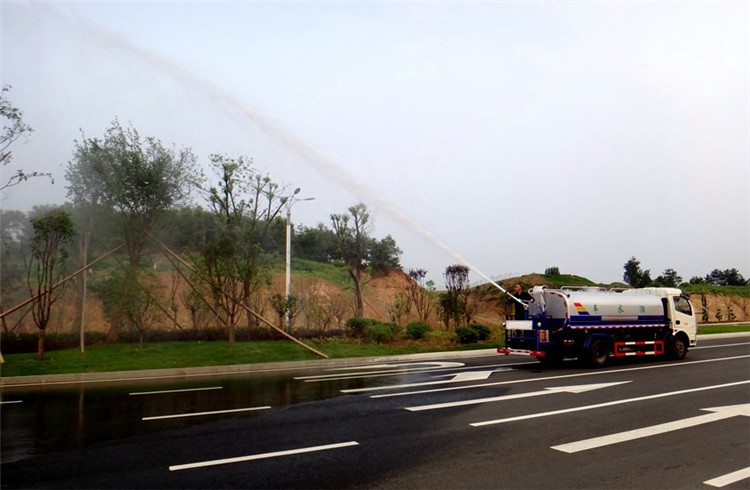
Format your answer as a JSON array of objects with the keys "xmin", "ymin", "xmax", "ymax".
[{"xmin": 52, "ymin": 5, "xmax": 523, "ymax": 305}]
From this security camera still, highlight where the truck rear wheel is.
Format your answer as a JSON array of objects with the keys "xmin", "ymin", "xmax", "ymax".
[{"xmin": 587, "ymin": 339, "xmax": 609, "ymax": 368}]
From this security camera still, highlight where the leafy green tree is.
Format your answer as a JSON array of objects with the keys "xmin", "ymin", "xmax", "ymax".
[
  {"xmin": 441, "ymin": 264, "xmax": 471, "ymax": 330},
  {"xmin": 66, "ymin": 118, "xmax": 200, "ymax": 267},
  {"xmin": 198, "ymin": 154, "xmax": 286, "ymax": 342},
  {"xmin": 293, "ymin": 223, "xmax": 339, "ymax": 262},
  {"xmin": 66, "ymin": 119, "xmax": 199, "ymax": 342},
  {"xmin": 368, "ymin": 234, "xmax": 402, "ymax": 271},
  {"xmin": 623, "ymin": 257, "xmax": 652, "ymax": 288},
  {"xmin": 655, "ymin": 268, "xmax": 682, "ymax": 287},
  {"xmin": 331, "ymin": 202, "xmax": 371, "ymax": 318},
  {"xmin": 1, "ymin": 85, "xmax": 52, "ymax": 190},
  {"xmin": 25, "ymin": 208, "xmax": 76, "ymax": 360},
  {"xmin": 99, "ymin": 268, "xmax": 162, "ymax": 348},
  {"xmin": 705, "ymin": 268, "xmax": 747, "ymax": 286}
]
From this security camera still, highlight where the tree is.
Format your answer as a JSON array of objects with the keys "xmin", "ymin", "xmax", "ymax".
[
  {"xmin": 198, "ymin": 154, "xmax": 287, "ymax": 342},
  {"xmin": 440, "ymin": 264, "xmax": 471, "ymax": 330},
  {"xmin": 368, "ymin": 234, "xmax": 402, "ymax": 271},
  {"xmin": 654, "ymin": 268, "xmax": 682, "ymax": 287},
  {"xmin": 66, "ymin": 119, "xmax": 199, "ymax": 341},
  {"xmin": 623, "ymin": 257, "xmax": 652, "ymax": 288},
  {"xmin": 705, "ymin": 268, "xmax": 747, "ymax": 287},
  {"xmin": 294, "ymin": 223, "xmax": 339, "ymax": 262},
  {"xmin": 405, "ymin": 268, "xmax": 434, "ymax": 324},
  {"xmin": 99, "ymin": 268, "xmax": 162, "ymax": 348},
  {"xmin": 66, "ymin": 118, "xmax": 200, "ymax": 267},
  {"xmin": 331, "ymin": 202, "xmax": 371, "ymax": 318},
  {"xmin": 1, "ymin": 85, "xmax": 52, "ymax": 190},
  {"xmin": 25, "ymin": 208, "xmax": 76, "ymax": 360}
]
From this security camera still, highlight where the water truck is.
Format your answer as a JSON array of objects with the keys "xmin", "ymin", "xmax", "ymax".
[{"xmin": 498, "ymin": 286, "xmax": 697, "ymax": 367}]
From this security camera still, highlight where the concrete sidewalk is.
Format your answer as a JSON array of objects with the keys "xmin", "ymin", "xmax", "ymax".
[{"xmin": 2, "ymin": 332, "xmax": 748, "ymax": 388}]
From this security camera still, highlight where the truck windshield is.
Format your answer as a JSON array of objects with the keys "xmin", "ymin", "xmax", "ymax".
[{"xmin": 673, "ymin": 295, "xmax": 692, "ymax": 315}]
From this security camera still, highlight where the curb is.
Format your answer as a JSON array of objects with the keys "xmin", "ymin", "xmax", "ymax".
[
  {"xmin": 0, "ymin": 348, "xmax": 500, "ymax": 388},
  {"xmin": 2, "ymin": 333, "xmax": 748, "ymax": 388}
]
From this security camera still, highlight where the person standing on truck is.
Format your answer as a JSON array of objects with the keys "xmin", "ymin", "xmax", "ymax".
[{"xmin": 510, "ymin": 283, "xmax": 532, "ymax": 320}]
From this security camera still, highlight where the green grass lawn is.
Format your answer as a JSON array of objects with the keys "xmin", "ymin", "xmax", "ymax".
[
  {"xmin": 0, "ymin": 337, "xmax": 494, "ymax": 377},
  {"xmin": 1, "ymin": 323, "xmax": 746, "ymax": 378}
]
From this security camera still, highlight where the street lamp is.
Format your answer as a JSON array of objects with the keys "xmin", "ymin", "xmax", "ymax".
[{"xmin": 285, "ymin": 188, "xmax": 314, "ymax": 330}]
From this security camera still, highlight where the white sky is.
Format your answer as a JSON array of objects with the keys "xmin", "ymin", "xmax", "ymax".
[{"xmin": 1, "ymin": 1, "xmax": 748, "ymax": 286}]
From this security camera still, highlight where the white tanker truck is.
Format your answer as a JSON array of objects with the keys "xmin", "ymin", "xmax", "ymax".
[{"xmin": 498, "ymin": 286, "xmax": 697, "ymax": 367}]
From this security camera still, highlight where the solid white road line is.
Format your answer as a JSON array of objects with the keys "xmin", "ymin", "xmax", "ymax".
[
  {"xmin": 295, "ymin": 362, "xmax": 464, "ymax": 382},
  {"xmin": 405, "ymin": 382, "xmax": 630, "ymax": 411},
  {"xmin": 704, "ymin": 467, "xmax": 750, "ymax": 487},
  {"xmin": 470, "ymin": 380, "xmax": 750, "ymax": 427},
  {"xmin": 143, "ymin": 406, "xmax": 270, "ymax": 421},
  {"xmin": 370, "ymin": 355, "xmax": 750, "ymax": 398},
  {"xmin": 551, "ymin": 403, "xmax": 750, "ymax": 453},
  {"xmin": 0, "ymin": 400, "xmax": 22, "ymax": 405},
  {"xmin": 130, "ymin": 386, "xmax": 223, "ymax": 396},
  {"xmin": 169, "ymin": 441, "xmax": 360, "ymax": 471},
  {"xmin": 694, "ymin": 341, "xmax": 750, "ymax": 350}
]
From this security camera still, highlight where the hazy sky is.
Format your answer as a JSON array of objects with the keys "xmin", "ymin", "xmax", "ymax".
[{"xmin": 2, "ymin": 1, "xmax": 748, "ymax": 286}]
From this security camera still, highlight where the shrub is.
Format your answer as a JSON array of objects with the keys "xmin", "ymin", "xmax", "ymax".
[
  {"xmin": 455, "ymin": 326, "xmax": 479, "ymax": 344},
  {"xmin": 0, "ymin": 331, "xmax": 109, "ymax": 353},
  {"xmin": 468, "ymin": 323, "xmax": 491, "ymax": 341},
  {"xmin": 406, "ymin": 321, "xmax": 432, "ymax": 340},
  {"xmin": 345, "ymin": 317, "xmax": 377, "ymax": 338},
  {"xmin": 365, "ymin": 322, "xmax": 399, "ymax": 344}
]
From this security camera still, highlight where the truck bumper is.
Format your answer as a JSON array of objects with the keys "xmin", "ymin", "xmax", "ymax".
[{"xmin": 498, "ymin": 347, "xmax": 546, "ymax": 357}]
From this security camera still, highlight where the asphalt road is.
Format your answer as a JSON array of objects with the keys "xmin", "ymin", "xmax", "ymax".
[{"xmin": 1, "ymin": 336, "xmax": 748, "ymax": 489}]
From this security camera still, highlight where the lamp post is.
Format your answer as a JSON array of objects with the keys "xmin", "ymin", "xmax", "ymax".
[{"xmin": 285, "ymin": 188, "xmax": 314, "ymax": 330}]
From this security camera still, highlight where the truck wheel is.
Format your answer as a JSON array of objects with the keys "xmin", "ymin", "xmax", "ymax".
[
  {"xmin": 587, "ymin": 339, "xmax": 609, "ymax": 368},
  {"xmin": 670, "ymin": 335, "xmax": 688, "ymax": 360}
]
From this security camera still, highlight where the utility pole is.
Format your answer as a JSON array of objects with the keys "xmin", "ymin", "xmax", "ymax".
[{"xmin": 284, "ymin": 188, "xmax": 314, "ymax": 330}]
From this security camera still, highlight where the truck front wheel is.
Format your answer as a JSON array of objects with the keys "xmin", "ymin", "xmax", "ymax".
[
  {"xmin": 669, "ymin": 334, "xmax": 688, "ymax": 360},
  {"xmin": 587, "ymin": 339, "xmax": 609, "ymax": 368}
]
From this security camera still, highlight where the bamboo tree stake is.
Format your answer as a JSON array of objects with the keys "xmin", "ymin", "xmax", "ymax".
[
  {"xmin": 0, "ymin": 244, "xmax": 126, "ymax": 321},
  {"xmin": 152, "ymin": 237, "xmax": 329, "ymax": 359}
]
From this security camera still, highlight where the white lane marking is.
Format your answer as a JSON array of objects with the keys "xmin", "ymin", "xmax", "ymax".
[
  {"xmin": 470, "ymin": 380, "xmax": 750, "ymax": 427},
  {"xmin": 295, "ymin": 362, "xmax": 464, "ymax": 381},
  {"xmin": 169, "ymin": 441, "xmax": 359, "ymax": 471},
  {"xmin": 694, "ymin": 341, "xmax": 750, "ymax": 350},
  {"xmin": 370, "ymin": 355, "xmax": 750, "ymax": 398},
  {"xmin": 143, "ymin": 406, "xmax": 270, "ymax": 421},
  {"xmin": 0, "ymin": 400, "xmax": 22, "ymax": 405},
  {"xmin": 552, "ymin": 403, "xmax": 750, "ymax": 454},
  {"xmin": 341, "ymin": 369, "xmax": 512, "ymax": 394},
  {"xmin": 406, "ymin": 382, "xmax": 630, "ymax": 412},
  {"xmin": 704, "ymin": 467, "xmax": 750, "ymax": 487},
  {"xmin": 441, "ymin": 370, "xmax": 507, "ymax": 382},
  {"xmin": 130, "ymin": 386, "xmax": 222, "ymax": 396}
]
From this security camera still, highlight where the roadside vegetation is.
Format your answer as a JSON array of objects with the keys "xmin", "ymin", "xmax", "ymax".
[
  {"xmin": 1, "ymin": 323, "xmax": 747, "ymax": 378},
  {"xmin": 2, "ymin": 92, "xmax": 749, "ymax": 378}
]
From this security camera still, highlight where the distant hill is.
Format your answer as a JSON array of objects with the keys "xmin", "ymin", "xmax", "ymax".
[{"xmin": 5, "ymin": 260, "xmax": 748, "ymax": 336}]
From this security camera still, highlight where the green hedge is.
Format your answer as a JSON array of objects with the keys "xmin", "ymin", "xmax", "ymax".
[
  {"xmin": 406, "ymin": 321, "xmax": 432, "ymax": 340},
  {"xmin": 455, "ymin": 323, "xmax": 491, "ymax": 344}
]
